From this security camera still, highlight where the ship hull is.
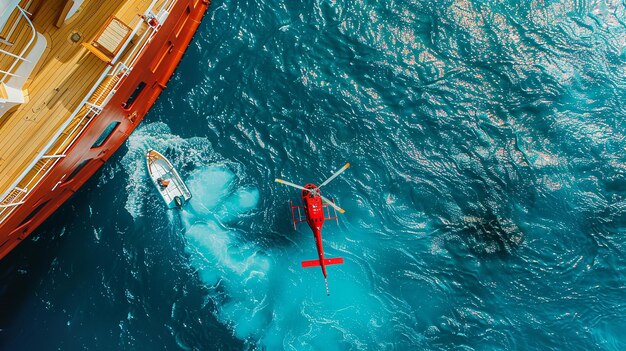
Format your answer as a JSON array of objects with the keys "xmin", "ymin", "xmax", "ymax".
[{"xmin": 0, "ymin": 0, "xmax": 209, "ymax": 260}]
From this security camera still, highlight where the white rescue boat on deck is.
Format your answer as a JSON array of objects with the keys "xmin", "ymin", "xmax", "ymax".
[{"xmin": 146, "ymin": 149, "xmax": 192, "ymax": 208}]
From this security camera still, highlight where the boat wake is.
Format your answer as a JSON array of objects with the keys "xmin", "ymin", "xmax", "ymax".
[{"xmin": 120, "ymin": 122, "xmax": 214, "ymax": 219}]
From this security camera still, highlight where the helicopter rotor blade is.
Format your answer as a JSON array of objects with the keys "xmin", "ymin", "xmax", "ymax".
[
  {"xmin": 321, "ymin": 195, "xmax": 345, "ymax": 214},
  {"xmin": 275, "ymin": 178, "xmax": 311, "ymax": 192},
  {"xmin": 319, "ymin": 163, "xmax": 350, "ymax": 188}
]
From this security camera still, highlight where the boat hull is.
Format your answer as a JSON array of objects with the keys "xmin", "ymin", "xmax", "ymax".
[
  {"xmin": 146, "ymin": 149, "xmax": 192, "ymax": 208},
  {"xmin": 0, "ymin": 0, "xmax": 209, "ymax": 260}
]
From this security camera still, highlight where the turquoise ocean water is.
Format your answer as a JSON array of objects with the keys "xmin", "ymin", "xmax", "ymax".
[{"xmin": 2, "ymin": 0, "xmax": 626, "ymax": 349}]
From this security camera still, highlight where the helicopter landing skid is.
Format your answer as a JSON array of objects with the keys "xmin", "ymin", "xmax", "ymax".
[{"xmin": 289, "ymin": 200, "xmax": 339, "ymax": 230}]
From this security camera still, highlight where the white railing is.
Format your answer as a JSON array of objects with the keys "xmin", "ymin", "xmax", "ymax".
[
  {"xmin": 0, "ymin": 0, "xmax": 178, "ymax": 224},
  {"xmin": 0, "ymin": 6, "xmax": 37, "ymax": 84}
]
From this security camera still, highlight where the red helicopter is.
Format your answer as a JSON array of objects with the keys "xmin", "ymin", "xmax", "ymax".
[{"xmin": 275, "ymin": 163, "xmax": 350, "ymax": 296}]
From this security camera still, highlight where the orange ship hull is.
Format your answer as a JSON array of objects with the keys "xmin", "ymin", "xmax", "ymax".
[{"xmin": 0, "ymin": 0, "xmax": 210, "ymax": 260}]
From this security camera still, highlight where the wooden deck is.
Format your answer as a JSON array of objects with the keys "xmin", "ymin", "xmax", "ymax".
[{"xmin": 0, "ymin": 0, "xmax": 158, "ymax": 197}]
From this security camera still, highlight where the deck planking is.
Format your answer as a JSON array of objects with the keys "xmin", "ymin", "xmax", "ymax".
[{"xmin": 0, "ymin": 0, "xmax": 155, "ymax": 197}]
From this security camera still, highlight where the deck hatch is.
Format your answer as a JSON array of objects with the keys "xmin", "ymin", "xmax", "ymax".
[
  {"xmin": 66, "ymin": 159, "xmax": 92, "ymax": 182},
  {"xmin": 123, "ymin": 81, "xmax": 146, "ymax": 109},
  {"xmin": 18, "ymin": 201, "xmax": 49, "ymax": 228},
  {"xmin": 91, "ymin": 121, "xmax": 120, "ymax": 148}
]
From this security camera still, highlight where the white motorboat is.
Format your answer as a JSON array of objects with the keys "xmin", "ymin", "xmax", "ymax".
[{"xmin": 146, "ymin": 149, "xmax": 192, "ymax": 208}]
